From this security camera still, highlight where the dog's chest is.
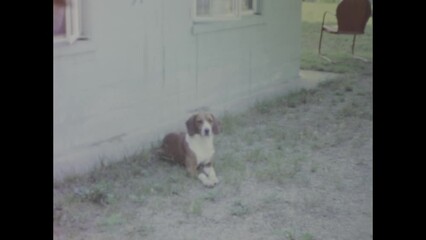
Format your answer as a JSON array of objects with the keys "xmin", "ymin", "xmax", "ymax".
[{"xmin": 185, "ymin": 134, "xmax": 214, "ymax": 164}]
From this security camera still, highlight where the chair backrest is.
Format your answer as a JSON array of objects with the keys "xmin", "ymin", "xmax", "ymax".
[{"xmin": 336, "ymin": 0, "xmax": 372, "ymax": 34}]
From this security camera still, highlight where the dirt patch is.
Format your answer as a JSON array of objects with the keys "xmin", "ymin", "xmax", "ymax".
[{"xmin": 54, "ymin": 72, "xmax": 372, "ymax": 240}]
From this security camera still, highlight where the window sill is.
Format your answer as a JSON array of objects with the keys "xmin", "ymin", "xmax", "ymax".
[
  {"xmin": 54, "ymin": 38, "xmax": 96, "ymax": 58},
  {"xmin": 191, "ymin": 15, "xmax": 265, "ymax": 35}
]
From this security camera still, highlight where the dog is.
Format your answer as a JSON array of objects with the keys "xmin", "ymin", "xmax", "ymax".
[{"xmin": 160, "ymin": 112, "xmax": 220, "ymax": 187}]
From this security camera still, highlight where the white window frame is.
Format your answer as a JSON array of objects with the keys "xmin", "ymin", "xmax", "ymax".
[
  {"xmin": 193, "ymin": 0, "xmax": 241, "ymax": 22},
  {"xmin": 241, "ymin": 0, "xmax": 258, "ymax": 16},
  {"xmin": 193, "ymin": 0, "xmax": 259, "ymax": 22},
  {"xmin": 54, "ymin": 0, "xmax": 82, "ymax": 44}
]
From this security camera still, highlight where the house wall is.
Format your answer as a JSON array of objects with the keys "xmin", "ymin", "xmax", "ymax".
[{"xmin": 54, "ymin": 0, "xmax": 302, "ymax": 180}]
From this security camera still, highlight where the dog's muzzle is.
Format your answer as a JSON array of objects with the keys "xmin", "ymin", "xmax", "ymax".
[{"xmin": 203, "ymin": 128, "xmax": 210, "ymax": 136}]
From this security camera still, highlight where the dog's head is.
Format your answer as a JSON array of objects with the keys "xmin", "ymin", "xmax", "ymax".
[{"xmin": 186, "ymin": 112, "xmax": 220, "ymax": 137}]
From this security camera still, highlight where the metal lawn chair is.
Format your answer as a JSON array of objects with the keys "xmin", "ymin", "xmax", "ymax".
[{"xmin": 318, "ymin": 0, "xmax": 372, "ymax": 62}]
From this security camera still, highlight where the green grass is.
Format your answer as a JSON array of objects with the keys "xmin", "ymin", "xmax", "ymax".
[
  {"xmin": 98, "ymin": 213, "xmax": 125, "ymax": 228},
  {"xmin": 273, "ymin": 229, "xmax": 315, "ymax": 240},
  {"xmin": 202, "ymin": 187, "xmax": 224, "ymax": 202},
  {"xmin": 255, "ymin": 152, "xmax": 306, "ymax": 185},
  {"xmin": 230, "ymin": 201, "xmax": 250, "ymax": 217},
  {"xmin": 220, "ymin": 112, "xmax": 245, "ymax": 135},
  {"xmin": 301, "ymin": 233, "xmax": 315, "ymax": 240},
  {"xmin": 302, "ymin": 2, "xmax": 340, "ymax": 23},
  {"xmin": 72, "ymin": 182, "xmax": 116, "ymax": 206},
  {"xmin": 301, "ymin": 2, "xmax": 373, "ymax": 73},
  {"xmin": 186, "ymin": 198, "xmax": 204, "ymax": 216}
]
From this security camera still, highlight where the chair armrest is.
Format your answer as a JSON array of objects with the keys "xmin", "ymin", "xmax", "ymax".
[{"xmin": 321, "ymin": 11, "xmax": 336, "ymax": 27}]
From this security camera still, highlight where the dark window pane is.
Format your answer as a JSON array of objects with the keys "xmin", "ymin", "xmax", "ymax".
[{"xmin": 54, "ymin": 0, "xmax": 66, "ymax": 36}]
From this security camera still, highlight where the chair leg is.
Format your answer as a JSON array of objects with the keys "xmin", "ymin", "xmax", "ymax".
[
  {"xmin": 351, "ymin": 34, "xmax": 369, "ymax": 62},
  {"xmin": 318, "ymin": 29, "xmax": 333, "ymax": 63},
  {"xmin": 318, "ymin": 29, "xmax": 324, "ymax": 55},
  {"xmin": 351, "ymin": 34, "xmax": 356, "ymax": 55}
]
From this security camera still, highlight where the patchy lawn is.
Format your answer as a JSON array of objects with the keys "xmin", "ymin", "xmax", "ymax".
[
  {"xmin": 54, "ymin": 69, "xmax": 372, "ymax": 239},
  {"xmin": 54, "ymin": 2, "xmax": 372, "ymax": 240}
]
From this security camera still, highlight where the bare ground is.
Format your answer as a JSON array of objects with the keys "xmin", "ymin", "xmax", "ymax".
[{"xmin": 54, "ymin": 71, "xmax": 372, "ymax": 240}]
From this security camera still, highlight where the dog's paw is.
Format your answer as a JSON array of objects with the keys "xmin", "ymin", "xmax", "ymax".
[
  {"xmin": 198, "ymin": 173, "xmax": 215, "ymax": 188},
  {"xmin": 203, "ymin": 180, "xmax": 216, "ymax": 188},
  {"xmin": 204, "ymin": 176, "xmax": 220, "ymax": 188}
]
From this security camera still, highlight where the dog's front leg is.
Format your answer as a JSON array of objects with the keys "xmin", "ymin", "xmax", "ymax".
[
  {"xmin": 196, "ymin": 162, "xmax": 219, "ymax": 187},
  {"xmin": 195, "ymin": 163, "xmax": 216, "ymax": 187},
  {"xmin": 185, "ymin": 155, "xmax": 198, "ymax": 177},
  {"xmin": 203, "ymin": 163, "xmax": 219, "ymax": 185},
  {"xmin": 185, "ymin": 156, "xmax": 213, "ymax": 187}
]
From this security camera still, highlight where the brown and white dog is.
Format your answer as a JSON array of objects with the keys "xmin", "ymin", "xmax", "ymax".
[{"xmin": 160, "ymin": 112, "xmax": 220, "ymax": 187}]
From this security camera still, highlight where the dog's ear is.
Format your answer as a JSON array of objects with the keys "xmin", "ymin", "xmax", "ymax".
[
  {"xmin": 211, "ymin": 114, "xmax": 221, "ymax": 135},
  {"xmin": 186, "ymin": 115, "xmax": 197, "ymax": 136}
]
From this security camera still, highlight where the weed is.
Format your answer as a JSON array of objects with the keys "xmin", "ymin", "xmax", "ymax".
[
  {"xmin": 230, "ymin": 201, "xmax": 250, "ymax": 217},
  {"xmin": 98, "ymin": 213, "xmax": 125, "ymax": 228},
  {"xmin": 272, "ymin": 230, "xmax": 315, "ymax": 240},
  {"xmin": 301, "ymin": 233, "xmax": 315, "ymax": 240},
  {"xmin": 186, "ymin": 198, "xmax": 203, "ymax": 216},
  {"xmin": 203, "ymin": 187, "xmax": 222, "ymax": 202},
  {"xmin": 73, "ymin": 183, "xmax": 115, "ymax": 206}
]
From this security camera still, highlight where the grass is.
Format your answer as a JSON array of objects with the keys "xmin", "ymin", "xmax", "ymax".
[
  {"xmin": 202, "ymin": 187, "xmax": 223, "ymax": 202},
  {"xmin": 230, "ymin": 201, "xmax": 250, "ymax": 217},
  {"xmin": 302, "ymin": 1, "xmax": 341, "ymax": 23},
  {"xmin": 98, "ymin": 212, "xmax": 125, "ymax": 228},
  {"xmin": 301, "ymin": 233, "xmax": 315, "ymax": 240},
  {"xmin": 186, "ymin": 198, "xmax": 204, "ymax": 216},
  {"xmin": 220, "ymin": 111, "xmax": 245, "ymax": 135},
  {"xmin": 255, "ymin": 152, "xmax": 306, "ymax": 185},
  {"xmin": 72, "ymin": 182, "xmax": 116, "ymax": 206},
  {"xmin": 273, "ymin": 230, "xmax": 315, "ymax": 240},
  {"xmin": 55, "ymin": 74, "xmax": 371, "ymax": 237}
]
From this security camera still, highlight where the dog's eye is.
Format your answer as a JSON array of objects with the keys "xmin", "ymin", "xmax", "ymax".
[
  {"xmin": 196, "ymin": 120, "xmax": 203, "ymax": 124},
  {"xmin": 207, "ymin": 118, "xmax": 213, "ymax": 123}
]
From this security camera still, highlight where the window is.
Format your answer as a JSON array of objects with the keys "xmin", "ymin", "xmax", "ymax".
[
  {"xmin": 54, "ymin": 0, "xmax": 81, "ymax": 44},
  {"xmin": 241, "ymin": 0, "xmax": 258, "ymax": 15},
  {"xmin": 194, "ymin": 0, "xmax": 258, "ymax": 22}
]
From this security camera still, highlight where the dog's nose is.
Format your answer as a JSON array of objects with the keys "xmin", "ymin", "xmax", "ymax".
[{"xmin": 204, "ymin": 129, "xmax": 210, "ymax": 135}]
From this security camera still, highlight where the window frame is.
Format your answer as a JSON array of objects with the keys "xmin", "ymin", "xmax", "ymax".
[
  {"xmin": 193, "ymin": 0, "xmax": 241, "ymax": 22},
  {"xmin": 54, "ymin": 0, "xmax": 82, "ymax": 44},
  {"xmin": 240, "ymin": 0, "xmax": 259, "ymax": 16},
  {"xmin": 193, "ymin": 0, "xmax": 259, "ymax": 22},
  {"xmin": 54, "ymin": 0, "xmax": 95, "ymax": 57}
]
